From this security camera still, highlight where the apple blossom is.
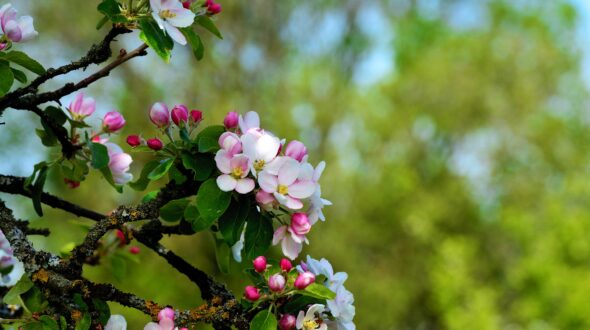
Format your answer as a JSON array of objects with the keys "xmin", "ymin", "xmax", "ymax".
[
  {"xmin": 273, "ymin": 225, "xmax": 307, "ymax": 260},
  {"xmin": 279, "ymin": 314, "xmax": 297, "ymax": 330},
  {"xmin": 285, "ymin": 140, "xmax": 307, "ymax": 162},
  {"xmin": 158, "ymin": 307, "xmax": 175, "ymax": 321},
  {"xmin": 0, "ymin": 230, "xmax": 23, "ymax": 287},
  {"xmin": 223, "ymin": 111, "xmax": 239, "ymax": 129},
  {"xmin": 258, "ymin": 158, "xmax": 316, "ymax": 209},
  {"xmin": 105, "ymin": 143, "xmax": 133, "ymax": 185},
  {"xmin": 215, "ymin": 153, "xmax": 255, "ymax": 194},
  {"xmin": 171, "ymin": 104, "xmax": 189, "ymax": 126},
  {"xmin": 149, "ymin": 102, "xmax": 170, "ymax": 128},
  {"xmin": 103, "ymin": 111, "xmax": 126, "ymax": 133},
  {"xmin": 255, "ymin": 190, "xmax": 276, "ymax": 209},
  {"xmin": 280, "ymin": 258, "xmax": 293, "ymax": 272},
  {"xmin": 296, "ymin": 304, "xmax": 327, "ymax": 330},
  {"xmin": 0, "ymin": 3, "xmax": 37, "ymax": 43},
  {"xmin": 241, "ymin": 130, "xmax": 281, "ymax": 174},
  {"xmin": 268, "ymin": 273, "xmax": 286, "ymax": 292},
  {"xmin": 105, "ymin": 315, "xmax": 127, "ymax": 330},
  {"xmin": 290, "ymin": 213, "xmax": 311, "ymax": 236},
  {"xmin": 238, "ymin": 111, "xmax": 260, "ymax": 133},
  {"xmin": 252, "ymin": 256, "xmax": 267, "ymax": 273},
  {"xmin": 294, "ymin": 271, "xmax": 315, "ymax": 290},
  {"xmin": 68, "ymin": 92, "xmax": 95, "ymax": 120},
  {"xmin": 150, "ymin": 0, "xmax": 196, "ymax": 45},
  {"xmin": 218, "ymin": 132, "xmax": 242, "ymax": 156},
  {"xmin": 244, "ymin": 285, "xmax": 260, "ymax": 301},
  {"xmin": 126, "ymin": 135, "xmax": 142, "ymax": 147},
  {"xmin": 147, "ymin": 137, "xmax": 164, "ymax": 151},
  {"xmin": 189, "ymin": 109, "xmax": 202, "ymax": 124}
]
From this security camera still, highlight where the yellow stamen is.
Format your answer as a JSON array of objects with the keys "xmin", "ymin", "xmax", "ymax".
[
  {"xmin": 231, "ymin": 167, "xmax": 243, "ymax": 179},
  {"xmin": 277, "ymin": 184, "xmax": 289, "ymax": 195},
  {"xmin": 159, "ymin": 9, "xmax": 176, "ymax": 19},
  {"xmin": 253, "ymin": 159, "xmax": 265, "ymax": 171},
  {"xmin": 303, "ymin": 320, "xmax": 319, "ymax": 330}
]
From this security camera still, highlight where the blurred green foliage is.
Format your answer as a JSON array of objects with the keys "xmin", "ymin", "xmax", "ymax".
[{"xmin": 2, "ymin": 0, "xmax": 590, "ymax": 328}]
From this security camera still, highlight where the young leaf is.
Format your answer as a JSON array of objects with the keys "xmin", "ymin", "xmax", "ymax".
[
  {"xmin": 214, "ymin": 234, "xmax": 231, "ymax": 274},
  {"xmin": 97, "ymin": 0, "xmax": 120, "ymax": 17},
  {"xmin": 148, "ymin": 158, "xmax": 175, "ymax": 180},
  {"xmin": 92, "ymin": 299, "xmax": 111, "ymax": 325},
  {"xmin": 11, "ymin": 67, "xmax": 27, "ymax": 83},
  {"xmin": 36, "ymin": 128, "xmax": 58, "ymax": 147},
  {"xmin": 196, "ymin": 178, "xmax": 231, "ymax": 223},
  {"xmin": 39, "ymin": 316, "xmax": 59, "ymax": 330},
  {"xmin": 31, "ymin": 164, "xmax": 48, "ymax": 216},
  {"xmin": 90, "ymin": 142, "xmax": 109, "ymax": 169},
  {"xmin": 249, "ymin": 309, "xmax": 277, "ymax": 330},
  {"xmin": 2, "ymin": 51, "xmax": 45, "ymax": 75},
  {"xmin": 22, "ymin": 286, "xmax": 49, "ymax": 312},
  {"xmin": 45, "ymin": 106, "xmax": 68, "ymax": 125},
  {"xmin": 218, "ymin": 197, "xmax": 249, "ymax": 245},
  {"xmin": 139, "ymin": 18, "xmax": 174, "ymax": 62},
  {"xmin": 181, "ymin": 152, "xmax": 215, "ymax": 181},
  {"xmin": 0, "ymin": 60, "xmax": 14, "ymax": 96},
  {"xmin": 196, "ymin": 16, "xmax": 223, "ymax": 39},
  {"xmin": 142, "ymin": 190, "xmax": 159, "ymax": 203},
  {"xmin": 283, "ymin": 295, "xmax": 324, "ymax": 314},
  {"xmin": 196, "ymin": 125, "xmax": 225, "ymax": 153},
  {"xmin": 243, "ymin": 212, "xmax": 273, "ymax": 261},
  {"xmin": 299, "ymin": 283, "xmax": 337, "ymax": 300},
  {"xmin": 75, "ymin": 313, "xmax": 91, "ymax": 330},
  {"xmin": 180, "ymin": 27, "xmax": 204, "ymax": 60},
  {"xmin": 159, "ymin": 198, "xmax": 190, "ymax": 222},
  {"xmin": 3, "ymin": 275, "xmax": 34, "ymax": 305},
  {"xmin": 129, "ymin": 160, "xmax": 160, "ymax": 191}
]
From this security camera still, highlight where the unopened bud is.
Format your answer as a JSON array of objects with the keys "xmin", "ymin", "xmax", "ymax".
[
  {"xmin": 223, "ymin": 111, "xmax": 239, "ymax": 129},
  {"xmin": 268, "ymin": 273, "xmax": 286, "ymax": 292},
  {"xmin": 126, "ymin": 135, "xmax": 141, "ymax": 147},
  {"xmin": 253, "ymin": 256, "xmax": 267, "ymax": 273},
  {"xmin": 190, "ymin": 110, "xmax": 203, "ymax": 124},
  {"xmin": 279, "ymin": 314, "xmax": 296, "ymax": 330},
  {"xmin": 158, "ymin": 307, "xmax": 175, "ymax": 321},
  {"xmin": 290, "ymin": 213, "xmax": 311, "ymax": 236},
  {"xmin": 285, "ymin": 140, "xmax": 307, "ymax": 162},
  {"xmin": 294, "ymin": 271, "xmax": 315, "ymax": 290},
  {"xmin": 171, "ymin": 105, "xmax": 189, "ymax": 127},
  {"xmin": 149, "ymin": 102, "xmax": 170, "ymax": 128},
  {"xmin": 102, "ymin": 111, "xmax": 126, "ymax": 133},
  {"xmin": 147, "ymin": 138, "xmax": 163, "ymax": 151},
  {"xmin": 280, "ymin": 258, "xmax": 292, "ymax": 272},
  {"xmin": 244, "ymin": 286, "xmax": 260, "ymax": 301},
  {"xmin": 129, "ymin": 246, "xmax": 140, "ymax": 254}
]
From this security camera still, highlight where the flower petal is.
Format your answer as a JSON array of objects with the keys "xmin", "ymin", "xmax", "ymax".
[
  {"xmin": 283, "ymin": 196, "xmax": 303, "ymax": 210},
  {"xmin": 272, "ymin": 226, "xmax": 287, "ymax": 245},
  {"xmin": 288, "ymin": 181, "xmax": 316, "ymax": 199},
  {"xmin": 217, "ymin": 175, "xmax": 237, "ymax": 192},
  {"xmin": 258, "ymin": 171, "xmax": 278, "ymax": 193},
  {"xmin": 163, "ymin": 21, "xmax": 186, "ymax": 45},
  {"xmin": 166, "ymin": 8, "xmax": 195, "ymax": 27},
  {"xmin": 235, "ymin": 178, "xmax": 255, "ymax": 194},
  {"xmin": 278, "ymin": 158, "xmax": 300, "ymax": 186},
  {"xmin": 214, "ymin": 150, "xmax": 231, "ymax": 174},
  {"xmin": 281, "ymin": 235, "xmax": 302, "ymax": 260}
]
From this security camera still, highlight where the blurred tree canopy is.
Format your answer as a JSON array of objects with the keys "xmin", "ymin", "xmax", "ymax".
[{"xmin": 1, "ymin": 0, "xmax": 590, "ymax": 328}]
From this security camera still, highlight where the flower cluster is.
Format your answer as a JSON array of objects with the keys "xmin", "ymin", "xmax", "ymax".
[
  {"xmin": 243, "ymin": 256, "xmax": 355, "ymax": 330},
  {"xmin": 216, "ymin": 111, "xmax": 331, "ymax": 260},
  {"xmin": 67, "ymin": 92, "xmax": 133, "ymax": 186},
  {"xmin": 144, "ymin": 307, "xmax": 187, "ymax": 330},
  {"xmin": 0, "ymin": 230, "xmax": 23, "ymax": 287},
  {"xmin": 0, "ymin": 3, "xmax": 37, "ymax": 49}
]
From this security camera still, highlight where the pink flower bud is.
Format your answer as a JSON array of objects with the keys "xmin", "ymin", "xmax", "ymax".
[
  {"xmin": 69, "ymin": 92, "xmax": 95, "ymax": 120},
  {"xmin": 285, "ymin": 140, "xmax": 307, "ymax": 162},
  {"xmin": 268, "ymin": 273, "xmax": 286, "ymax": 292},
  {"xmin": 147, "ymin": 138, "xmax": 163, "ymax": 151},
  {"xmin": 182, "ymin": 1, "xmax": 191, "ymax": 9},
  {"xmin": 290, "ymin": 213, "xmax": 311, "ymax": 236},
  {"xmin": 190, "ymin": 110, "xmax": 203, "ymax": 124},
  {"xmin": 280, "ymin": 258, "xmax": 292, "ymax": 272},
  {"xmin": 256, "ymin": 190, "xmax": 275, "ymax": 208},
  {"xmin": 103, "ymin": 111, "xmax": 126, "ymax": 133},
  {"xmin": 0, "ymin": 43, "xmax": 6, "ymax": 51},
  {"xmin": 126, "ymin": 135, "xmax": 141, "ymax": 147},
  {"xmin": 205, "ymin": 0, "xmax": 222, "ymax": 14},
  {"xmin": 253, "ymin": 256, "xmax": 267, "ymax": 273},
  {"xmin": 244, "ymin": 286, "xmax": 260, "ymax": 301},
  {"xmin": 218, "ymin": 132, "xmax": 242, "ymax": 155},
  {"xmin": 279, "ymin": 314, "xmax": 296, "ymax": 330},
  {"xmin": 294, "ymin": 271, "xmax": 315, "ymax": 290},
  {"xmin": 63, "ymin": 178, "xmax": 80, "ymax": 189},
  {"xmin": 129, "ymin": 246, "xmax": 140, "ymax": 254},
  {"xmin": 158, "ymin": 307, "xmax": 175, "ymax": 321},
  {"xmin": 171, "ymin": 105, "xmax": 189, "ymax": 126},
  {"xmin": 149, "ymin": 102, "xmax": 170, "ymax": 128},
  {"xmin": 223, "ymin": 111, "xmax": 239, "ymax": 129},
  {"xmin": 115, "ymin": 230, "xmax": 126, "ymax": 246}
]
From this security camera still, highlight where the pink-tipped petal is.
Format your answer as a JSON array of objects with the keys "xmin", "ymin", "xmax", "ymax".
[
  {"xmin": 258, "ymin": 171, "xmax": 278, "ymax": 193},
  {"xmin": 278, "ymin": 159, "xmax": 300, "ymax": 186},
  {"xmin": 214, "ymin": 151, "xmax": 232, "ymax": 174},
  {"xmin": 235, "ymin": 178, "xmax": 255, "ymax": 194},
  {"xmin": 272, "ymin": 226, "xmax": 287, "ymax": 245},
  {"xmin": 217, "ymin": 175, "xmax": 237, "ymax": 192}
]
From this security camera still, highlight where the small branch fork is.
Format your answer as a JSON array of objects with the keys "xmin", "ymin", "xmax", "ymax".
[{"xmin": 0, "ymin": 25, "xmax": 249, "ymax": 329}]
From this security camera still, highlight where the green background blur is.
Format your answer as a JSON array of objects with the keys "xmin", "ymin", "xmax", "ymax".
[{"xmin": 2, "ymin": 0, "xmax": 590, "ymax": 329}]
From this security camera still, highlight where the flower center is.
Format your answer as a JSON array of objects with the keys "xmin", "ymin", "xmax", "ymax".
[
  {"xmin": 159, "ymin": 9, "xmax": 176, "ymax": 19},
  {"xmin": 253, "ymin": 159, "xmax": 265, "ymax": 171},
  {"xmin": 303, "ymin": 320, "xmax": 319, "ymax": 330},
  {"xmin": 231, "ymin": 167, "xmax": 244, "ymax": 179},
  {"xmin": 277, "ymin": 184, "xmax": 289, "ymax": 195}
]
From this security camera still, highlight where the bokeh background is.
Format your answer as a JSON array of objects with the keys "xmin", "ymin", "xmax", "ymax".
[{"xmin": 2, "ymin": 0, "xmax": 590, "ymax": 329}]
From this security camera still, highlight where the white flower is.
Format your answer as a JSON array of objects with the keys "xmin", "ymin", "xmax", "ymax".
[
  {"xmin": 214, "ymin": 152, "xmax": 255, "ymax": 194},
  {"xmin": 296, "ymin": 304, "xmax": 328, "ymax": 330},
  {"xmin": 0, "ymin": 230, "xmax": 24, "ymax": 287},
  {"xmin": 241, "ymin": 130, "xmax": 281, "ymax": 175},
  {"xmin": 299, "ymin": 256, "xmax": 348, "ymax": 291},
  {"xmin": 150, "ymin": 0, "xmax": 195, "ymax": 45},
  {"xmin": 105, "ymin": 143, "xmax": 133, "ymax": 185},
  {"xmin": 0, "ymin": 3, "xmax": 37, "ymax": 43},
  {"xmin": 105, "ymin": 315, "xmax": 127, "ymax": 330},
  {"xmin": 238, "ymin": 111, "xmax": 260, "ymax": 133},
  {"xmin": 258, "ymin": 158, "xmax": 316, "ymax": 210},
  {"xmin": 272, "ymin": 225, "xmax": 307, "ymax": 260},
  {"xmin": 326, "ymin": 286, "xmax": 355, "ymax": 330}
]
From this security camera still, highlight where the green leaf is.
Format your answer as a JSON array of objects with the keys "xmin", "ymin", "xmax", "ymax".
[
  {"xmin": 196, "ymin": 178, "xmax": 231, "ymax": 223},
  {"xmin": 96, "ymin": 15, "xmax": 109, "ymax": 30},
  {"xmin": 111, "ymin": 254, "xmax": 127, "ymax": 282},
  {"xmin": 243, "ymin": 212, "xmax": 273, "ymax": 261},
  {"xmin": 139, "ymin": 18, "xmax": 174, "ymax": 62},
  {"xmin": 36, "ymin": 128, "xmax": 58, "ymax": 147},
  {"xmin": 214, "ymin": 234, "xmax": 231, "ymax": 274},
  {"xmin": 3, "ymin": 275, "xmax": 34, "ymax": 305},
  {"xmin": 45, "ymin": 106, "xmax": 68, "ymax": 125},
  {"xmin": 22, "ymin": 286, "xmax": 49, "ymax": 312},
  {"xmin": 168, "ymin": 165, "xmax": 187, "ymax": 184},
  {"xmin": 299, "ymin": 283, "xmax": 337, "ymax": 300},
  {"xmin": 196, "ymin": 125, "xmax": 225, "ymax": 153},
  {"xmin": 60, "ymin": 316, "xmax": 67, "ymax": 330},
  {"xmin": 218, "ymin": 197, "xmax": 249, "ymax": 245},
  {"xmin": 159, "ymin": 198, "xmax": 190, "ymax": 222},
  {"xmin": 244, "ymin": 268, "xmax": 266, "ymax": 288},
  {"xmin": 142, "ymin": 190, "xmax": 159, "ymax": 203},
  {"xmin": 97, "ymin": 0, "xmax": 120, "ymax": 16},
  {"xmin": 181, "ymin": 152, "xmax": 215, "ymax": 181},
  {"xmin": 31, "ymin": 164, "xmax": 48, "ymax": 216},
  {"xmin": 180, "ymin": 27, "xmax": 204, "ymax": 60},
  {"xmin": 0, "ymin": 60, "xmax": 14, "ymax": 96},
  {"xmin": 2, "ymin": 51, "xmax": 45, "ymax": 75},
  {"xmin": 129, "ymin": 160, "xmax": 160, "ymax": 191},
  {"xmin": 92, "ymin": 299, "xmax": 111, "ymax": 325},
  {"xmin": 184, "ymin": 202, "xmax": 199, "ymax": 221},
  {"xmin": 249, "ymin": 309, "xmax": 277, "ymax": 330},
  {"xmin": 75, "ymin": 313, "xmax": 91, "ymax": 330},
  {"xmin": 148, "ymin": 158, "xmax": 175, "ymax": 180},
  {"xmin": 11, "ymin": 67, "xmax": 27, "ymax": 83},
  {"xmin": 60, "ymin": 158, "xmax": 89, "ymax": 182},
  {"xmin": 196, "ymin": 16, "xmax": 223, "ymax": 39},
  {"xmin": 39, "ymin": 316, "xmax": 59, "ymax": 330},
  {"xmin": 283, "ymin": 295, "xmax": 324, "ymax": 314},
  {"xmin": 73, "ymin": 293, "xmax": 88, "ymax": 311},
  {"xmin": 90, "ymin": 142, "xmax": 109, "ymax": 169}
]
